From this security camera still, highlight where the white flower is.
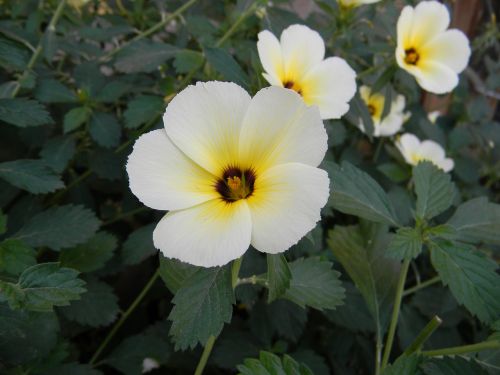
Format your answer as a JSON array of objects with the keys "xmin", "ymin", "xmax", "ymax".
[
  {"xmin": 338, "ymin": 0, "xmax": 381, "ymax": 8},
  {"xmin": 396, "ymin": 133, "xmax": 454, "ymax": 172},
  {"xmin": 396, "ymin": 1, "xmax": 471, "ymax": 94},
  {"xmin": 142, "ymin": 358, "xmax": 160, "ymax": 373},
  {"xmin": 358, "ymin": 85, "xmax": 410, "ymax": 137},
  {"xmin": 257, "ymin": 24, "xmax": 356, "ymax": 120},
  {"xmin": 427, "ymin": 110, "xmax": 441, "ymax": 124},
  {"xmin": 126, "ymin": 82, "xmax": 329, "ymax": 267}
]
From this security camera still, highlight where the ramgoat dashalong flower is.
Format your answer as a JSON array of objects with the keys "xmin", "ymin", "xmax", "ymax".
[
  {"xmin": 126, "ymin": 82, "xmax": 329, "ymax": 267},
  {"xmin": 257, "ymin": 24, "xmax": 356, "ymax": 120},
  {"xmin": 358, "ymin": 85, "xmax": 410, "ymax": 137},
  {"xmin": 396, "ymin": 133, "xmax": 454, "ymax": 172},
  {"xmin": 338, "ymin": 0, "xmax": 381, "ymax": 8},
  {"xmin": 396, "ymin": 1, "xmax": 470, "ymax": 94}
]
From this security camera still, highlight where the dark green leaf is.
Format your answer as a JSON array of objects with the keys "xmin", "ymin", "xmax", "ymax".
[
  {"xmin": 205, "ymin": 47, "xmax": 250, "ymax": 89},
  {"xmin": 114, "ymin": 40, "xmax": 178, "ymax": 73},
  {"xmin": 371, "ymin": 64, "xmax": 398, "ymax": 93},
  {"xmin": 378, "ymin": 162, "xmax": 411, "ymax": 183},
  {"xmin": 60, "ymin": 232, "xmax": 117, "ymax": 272},
  {"xmin": 89, "ymin": 112, "xmax": 121, "ymax": 148},
  {"xmin": 159, "ymin": 255, "xmax": 199, "ymax": 294},
  {"xmin": 88, "ymin": 148, "xmax": 126, "ymax": 180},
  {"xmin": 35, "ymin": 79, "xmax": 76, "ymax": 103},
  {"xmin": 237, "ymin": 351, "xmax": 313, "ymax": 375},
  {"xmin": 121, "ymin": 224, "xmax": 157, "ymax": 266},
  {"xmin": 0, "ymin": 239, "xmax": 36, "ymax": 276},
  {"xmin": 123, "ymin": 95, "xmax": 163, "ymax": 129},
  {"xmin": 382, "ymin": 353, "xmax": 420, "ymax": 375},
  {"xmin": 39, "ymin": 136, "xmax": 76, "ymax": 173},
  {"xmin": 63, "ymin": 107, "xmax": 91, "ymax": 133},
  {"xmin": 0, "ymin": 209, "xmax": 5, "ymax": 234},
  {"xmin": 387, "ymin": 227, "xmax": 423, "ymax": 260},
  {"xmin": 0, "ymin": 159, "xmax": 64, "ymax": 194},
  {"xmin": 0, "ymin": 36, "xmax": 30, "ymax": 70},
  {"xmin": 0, "ymin": 98, "xmax": 52, "ymax": 127},
  {"xmin": 174, "ymin": 50, "xmax": 204, "ymax": 74},
  {"xmin": 421, "ymin": 356, "xmax": 488, "ymax": 375},
  {"xmin": 266, "ymin": 253, "xmax": 291, "ymax": 303}
]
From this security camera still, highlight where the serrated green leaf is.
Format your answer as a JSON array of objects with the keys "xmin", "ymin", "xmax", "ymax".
[
  {"xmin": 114, "ymin": 40, "xmax": 178, "ymax": 73},
  {"xmin": 60, "ymin": 278, "xmax": 119, "ymax": 327},
  {"xmin": 237, "ymin": 351, "xmax": 313, "ymax": 375},
  {"xmin": 15, "ymin": 204, "xmax": 100, "ymax": 250},
  {"xmin": 95, "ymin": 80, "xmax": 132, "ymax": 103},
  {"xmin": 205, "ymin": 47, "xmax": 250, "ymax": 89},
  {"xmin": 430, "ymin": 240, "xmax": 500, "ymax": 323},
  {"xmin": 63, "ymin": 107, "xmax": 91, "ymax": 133},
  {"xmin": 387, "ymin": 227, "xmax": 423, "ymax": 260},
  {"xmin": 39, "ymin": 136, "xmax": 76, "ymax": 173},
  {"xmin": 168, "ymin": 265, "xmax": 234, "ymax": 350},
  {"xmin": 174, "ymin": 49, "xmax": 204, "ymax": 74},
  {"xmin": 329, "ymin": 162, "xmax": 400, "ymax": 226},
  {"xmin": 0, "ymin": 36, "xmax": 30, "ymax": 70},
  {"xmin": 121, "ymin": 224, "xmax": 157, "ymax": 266},
  {"xmin": 0, "ymin": 159, "xmax": 64, "ymax": 194},
  {"xmin": 382, "ymin": 353, "xmax": 420, "ymax": 375},
  {"xmin": 447, "ymin": 197, "xmax": 500, "ymax": 245},
  {"xmin": 266, "ymin": 253, "xmax": 291, "ymax": 303},
  {"xmin": 0, "ymin": 98, "xmax": 52, "ymax": 127},
  {"xmin": 283, "ymin": 257, "xmax": 345, "ymax": 310},
  {"xmin": 35, "ymin": 79, "xmax": 77, "ymax": 103},
  {"xmin": 0, "ymin": 239, "xmax": 36, "ymax": 276},
  {"xmin": 89, "ymin": 112, "xmax": 121, "ymax": 148},
  {"xmin": 421, "ymin": 356, "xmax": 489, "ymax": 375},
  {"xmin": 60, "ymin": 232, "xmax": 117, "ymax": 272},
  {"xmin": 414, "ymin": 161, "xmax": 455, "ymax": 220},
  {"xmin": 0, "ymin": 263, "xmax": 86, "ymax": 312},
  {"xmin": 78, "ymin": 24, "xmax": 133, "ymax": 41},
  {"xmin": 123, "ymin": 95, "xmax": 163, "ymax": 129}
]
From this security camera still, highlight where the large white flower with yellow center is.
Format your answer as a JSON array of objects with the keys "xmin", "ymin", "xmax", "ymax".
[
  {"xmin": 126, "ymin": 82, "xmax": 330, "ymax": 267},
  {"xmin": 257, "ymin": 24, "xmax": 356, "ymax": 120},
  {"xmin": 396, "ymin": 1, "xmax": 470, "ymax": 94},
  {"xmin": 396, "ymin": 133, "xmax": 454, "ymax": 172},
  {"xmin": 338, "ymin": 0, "xmax": 381, "ymax": 8},
  {"xmin": 358, "ymin": 85, "xmax": 410, "ymax": 137}
]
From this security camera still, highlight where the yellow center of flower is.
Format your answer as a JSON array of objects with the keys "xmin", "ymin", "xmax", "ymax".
[
  {"xmin": 216, "ymin": 167, "xmax": 256, "ymax": 202},
  {"xmin": 404, "ymin": 48, "xmax": 420, "ymax": 65},
  {"xmin": 283, "ymin": 80, "xmax": 303, "ymax": 96},
  {"xmin": 367, "ymin": 104, "xmax": 376, "ymax": 116}
]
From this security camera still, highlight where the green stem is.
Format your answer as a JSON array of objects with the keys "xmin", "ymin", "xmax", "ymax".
[
  {"xmin": 215, "ymin": 1, "xmax": 262, "ymax": 47},
  {"xmin": 231, "ymin": 257, "xmax": 243, "ymax": 288},
  {"xmin": 422, "ymin": 340, "xmax": 500, "ymax": 357},
  {"xmin": 372, "ymin": 138, "xmax": 385, "ymax": 162},
  {"xmin": 375, "ymin": 332, "xmax": 383, "ymax": 375},
  {"xmin": 402, "ymin": 276, "xmax": 440, "ymax": 297},
  {"xmin": 236, "ymin": 275, "xmax": 267, "ymax": 287},
  {"xmin": 89, "ymin": 269, "xmax": 160, "ymax": 365},
  {"xmin": 381, "ymin": 258, "xmax": 411, "ymax": 370},
  {"xmin": 404, "ymin": 316, "xmax": 442, "ymax": 355},
  {"xmin": 193, "ymin": 336, "xmax": 216, "ymax": 375},
  {"xmin": 12, "ymin": 0, "xmax": 67, "ymax": 97}
]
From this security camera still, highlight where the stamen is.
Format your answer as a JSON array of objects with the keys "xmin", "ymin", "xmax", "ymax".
[
  {"xmin": 404, "ymin": 48, "xmax": 419, "ymax": 65},
  {"xmin": 368, "ymin": 104, "xmax": 376, "ymax": 116},
  {"xmin": 215, "ymin": 167, "xmax": 256, "ymax": 202},
  {"xmin": 283, "ymin": 80, "xmax": 303, "ymax": 96}
]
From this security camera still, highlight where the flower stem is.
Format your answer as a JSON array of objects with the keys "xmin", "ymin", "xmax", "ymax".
[
  {"xmin": 402, "ymin": 276, "xmax": 440, "ymax": 297},
  {"xmin": 381, "ymin": 258, "xmax": 410, "ymax": 370},
  {"xmin": 215, "ymin": 0, "xmax": 263, "ymax": 47},
  {"xmin": 404, "ymin": 316, "xmax": 442, "ymax": 355},
  {"xmin": 89, "ymin": 269, "xmax": 160, "ymax": 365},
  {"xmin": 422, "ymin": 340, "xmax": 500, "ymax": 357}
]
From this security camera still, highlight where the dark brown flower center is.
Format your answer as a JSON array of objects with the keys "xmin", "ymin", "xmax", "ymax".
[
  {"xmin": 404, "ymin": 48, "xmax": 419, "ymax": 65},
  {"xmin": 215, "ymin": 167, "xmax": 256, "ymax": 202},
  {"xmin": 283, "ymin": 80, "xmax": 303, "ymax": 96}
]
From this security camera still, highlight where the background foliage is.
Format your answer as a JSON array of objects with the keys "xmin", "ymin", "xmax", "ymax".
[{"xmin": 0, "ymin": 0, "xmax": 499, "ymax": 374}]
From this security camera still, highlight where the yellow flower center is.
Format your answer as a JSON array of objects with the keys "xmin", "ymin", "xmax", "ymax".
[
  {"xmin": 216, "ymin": 167, "xmax": 256, "ymax": 202},
  {"xmin": 283, "ymin": 80, "xmax": 303, "ymax": 96},
  {"xmin": 404, "ymin": 48, "xmax": 420, "ymax": 65},
  {"xmin": 367, "ymin": 104, "xmax": 376, "ymax": 116}
]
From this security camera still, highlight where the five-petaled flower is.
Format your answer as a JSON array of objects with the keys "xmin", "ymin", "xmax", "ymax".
[
  {"xmin": 396, "ymin": 133, "xmax": 454, "ymax": 172},
  {"xmin": 126, "ymin": 82, "xmax": 330, "ymax": 267},
  {"xmin": 257, "ymin": 24, "xmax": 356, "ymax": 120},
  {"xmin": 358, "ymin": 85, "xmax": 410, "ymax": 137},
  {"xmin": 396, "ymin": 0, "xmax": 471, "ymax": 94}
]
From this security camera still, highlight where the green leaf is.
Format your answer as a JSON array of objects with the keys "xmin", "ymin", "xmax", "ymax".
[
  {"xmin": 371, "ymin": 64, "xmax": 398, "ymax": 93},
  {"xmin": 329, "ymin": 162, "xmax": 400, "ymax": 226},
  {"xmin": 95, "ymin": 80, "xmax": 132, "ymax": 103},
  {"xmin": 89, "ymin": 148, "xmax": 126, "ymax": 180},
  {"xmin": 378, "ymin": 162, "xmax": 411, "ymax": 183},
  {"xmin": 205, "ymin": 47, "xmax": 250, "ymax": 89},
  {"xmin": 174, "ymin": 49, "xmax": 204, "ymax": 74},
  {"xmin": 159, "ymin": 255, "xmax": 199, "ymax": 294},
  {"xmin": 382, "ymin": 353, "xmax": 420, "ymax": 375},
  {"xmin": 0, "ymin": 239, "xmax": 36, "ymax": 276},
  {"xmin": 387, "ymin": 227, "xmax": 423, "ymax": 260},
  {"xmin": 0, "ymin": 263, "xmax": 86, "ymax": 312},
  {"xmin": 0, "ymin": 98, "xmax": 52, "ymax": 127},
  {"xmin": 430, "ymin": 240, "xmax": 500, "ymax": 323},
  {"xmin": 60, "ymin": 278, "xmax": 119, "ymax": 327},
  {"xmin": 35, "ymin": 78, "xmax": 77, "ymax": 103},
  {"xmin": 168, "ymin": 265, "xmax": 234, "ymax": 350},
  {"xmin": 39, "ymin": 136, "xmax": 76, "ymax": 173},
  {"xmin": 413, "ymin": 161, "xmax": 455, "ymax": 220},
  {"xmin": 114, "ymin": 40, "xmax": 178, "ymax": 73},
  {"xmin": 60, "ymin": 232, "xmax": 117, "ymax": 272},
  {"xmin": 124, "ymin": 95, "xmax": 164, "ymax": 129},
  {"xmin": 63, "ymin": 107, "xmax": 91, "ymax": 133},
  {"xmin": 421, "ymin": 356, "xmax": 488, "ymax": 375},
  {"xmin": 266, "ymin": 253, "xmax": 291, "ymax": 303},
  {"xmin": 48, "ymin": 363, "xmax": 103, "ymax": 375},
  {"xmin": 283, "ymin": 257, "xmax": 345, "ymax": 310},
  {"xmin": 121, "ymin": 224, "xmax": 157, "ymax": 266},
  {"xmin": 0, "ymin": 159, "xmax": 64, "ymax": 194},
  {"xmin": 89, "ymin": 112, "xmax": 121, "ymax": 148},
  {"xmin": 0, "ymin": 36, "xmax": 30, "ymax": 70},
  {"xmin": 0, "ymin": 209, "xmax": 5, "ymax": 234},
  {"xmin": 237, "ymin": 351, "xmax": 313, "ymax": 375},
  {"xmin": 15, "ymin": 204, "xmax": 100, "ymax": 251},
  {"xmin": 447, "ymin": 197, "xmax": 500, "ymax": 245}
]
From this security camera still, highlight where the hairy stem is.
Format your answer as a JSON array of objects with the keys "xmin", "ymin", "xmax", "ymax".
[
  {"xmin": 422, "ymin": 340, "xmax": 500, "ymax": 357},
  {"xmin": 404, "ymin": 316, "xmax": 442, "ymax": 355},
  {"xmin": 402, "ymin": 276, "xmax": 440, "ymax": 297}
]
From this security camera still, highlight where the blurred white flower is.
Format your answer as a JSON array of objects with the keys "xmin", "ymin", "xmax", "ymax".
[
  {"xmin": 358, "ymin": 85, "xmax": 410, "ymax": 137},
  {"xmin": 396, "ymin": 1, "xmax": 470, "ymax": 94},
  {"xmin": 396, "ymin": 133, "xmax": 454, "ymax": 172},
  {"xmin": 257, "ymin": 24, "xmax": 356, "ymax": 120},
  {"xmin": 127, "ymin": 82, "xmax": 329, "ymax": 267},
  {"xmin": 427, "ymin": 110, "xmax": 441, "ymax": 124},
  {"xmin": 338, "ymin": 0, "xmax": 381, "ymax": 8},
  {"xmin": 142, "ymin": 358, "xmax": 159, "ymax": 373}
]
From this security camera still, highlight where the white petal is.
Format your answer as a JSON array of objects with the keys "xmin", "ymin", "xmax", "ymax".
[
  {"xmin": 409, "ymin": 1, "xmax": 450, "ymax": 47},
  {"xmin": 280, "ymin": 24, "xmax": 325, "ymax": 81},
  {"xmin": 248, "ymin": 163, "xmax": 329, "ymax": 254},
  {"xmin": 153, "ymin": 199, "xmax": 252, "ymax": 267},
  {"xmin": 378, "ymin": 113, "xmax": 405, "ymax": 137},
  {"xmin": 301, "ymin": 57, "xmax": 357, "ymax": 119},
  {"xmin": 421, "ymin": 29, "xmax": 470, "ymax": 73},
  {"xmin": 262, "ymin": 72, "xmax": 282, "ymax": 86},
  {"xmin": 397, "ymin": 133, "xmax": 420, "ymax": 164},
  {"xmin": 419, "ymin": 140, "xmax": 446, "ymax": 161},
  {"xmin": 239, "ymin": 86, "xmax": 327, "ymax": 172},
  {"xmin": 439, "ymin": 158, "xmax": 454, "ymax": 173},
  {"xmin": 412, "ymin": 60, "xmax": 459, "ymax": 94},
  {"xmin": 397, "ymin": 6, "xmax": 415, "ymax": 48},
  {"xmin": 163, "ymin": 81, "xmax": 251, "ymax": 176},
  {"xmin": 126, "ymin": 130, "xmax": 217, "ymax": 211},
  {"xmin": 257, "ymin": 30, "xmax": 284, "ymax": 84}
]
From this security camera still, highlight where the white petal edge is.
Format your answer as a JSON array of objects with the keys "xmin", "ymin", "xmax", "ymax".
[
  {"xmin": 397, "ymin": 133, "xmax": 420, "ymax": 164},
  {"xmin": 409, "ymin": 1, "xmax": 450, "ymax": 47},
  {"xmin": 153, "ymin": 199, "xmax": 252, "ymax": 267},
  {"xmin": 257, "ymin": 30, "xmax": 284, "ymax": 84},
  {"xmin": 419, "ymin": 139, "xmax": 446, "ymax": 162},
  {"xmin": 411, "ymin": 60, "xmax": 459, "ymax": 94},
  {"xmin": 421, "ymin": 29, "xmax": 471, "ymax": 73}
]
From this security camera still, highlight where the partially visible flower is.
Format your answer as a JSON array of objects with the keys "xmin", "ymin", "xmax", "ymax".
[
  {"xmin": 358, "ymin": 85, "xmax": 410, "ymax": 137},
  {"xmin": 257, "ymin": 24, "xmax": 356, "ymax": 120},
  {"xmin": 142, "ymin": 358, "xmax": 160, "ymax": 373},
  {"xmin": 427, "ymin": 110, "xmax": 441, "ymax": 124},
  {"xmin": 396, "ymin": 133, "xmax": 454, "ymax": 172},
  {"xmin": 338, "ymin": 0, "xmax": 381, "ymax": 8},
  {"xmin": 396, "ymin": 1, "xmax": 470, "ymax": 94},
  {"xmin": 127, "ymin": 82, "xmax": 329, "ymax": 267}
]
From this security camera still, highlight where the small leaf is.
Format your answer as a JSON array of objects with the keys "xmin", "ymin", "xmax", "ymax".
[
  {"xmin": 0, "ymin": 159, "xmax": 64, "ymax": 194},
  {"xmin": 39, "ymin": 136, "xmax": 76, "ymax": 173},
  {"xmin": 382, "ymin": 353, "xmax": 420, "ymax": 375},
  {"xmin": 0, "ymin": 98, "xmax": 52, "ymax": 127},
  {"xmin": 387, "ymin": 227, "xmax": 423, "ymax": 260},
  {"xmin": 329, "ymin": 162, "xmax": 400, "ymax": 226},
  {"xmin": 168, "ymin": 265, "xmax": 234, "ymax": 350},
  {"xmin": 124, "ymin": 95, "xmax": 164, "ymax": 129},
  {"xmin": 35, "ymin": 78, "xmax": 77, "ymax": 103},
  {"xmin": 0, "ymin": 36, "xmax": 30, "ymax": 70},
  {"xmin": 421, "ymin": 356, "xmax": 488, "ymax": 375},
  {"xmin": 15, "ymin": 205, "xmax": 100, "ymax": 251},
  {"xmin": 114, "ymin": 40, "xmax": 178, "ymax": 73},
  {"xmin": 60, "ymin": 232, "xmax": 117, "ymax": 272},
  {"xmin": 0, "ymin": 239, "xmax": 36, "ymax": 276},
  {"xmin": 121, "ymin": 224, "xmax": 158, "ymax": 266},
  {"xmin": 205, "ymin": 47, "xmax": 250, "ymax": 89},
  {"xmin": 413, "ymin": 161, "xmax": 455, "ymax": 220},
  {"xmin": 284, "ymin": 257, "xmax": 345, "ymax": 311},
  {"xmin": 266, "ymin": 253, "xmax": 291, "ymax": 303},
  {"xmin": 430, "ymin": 239, "xmax": 500, "ymax": 323},
  {"xmin": 63, "ymin": 107, "xmax": 91, "ymax": 133},
  {"xmin": 89, "ymin": 112, "xmax": 121, "ymax": 148},
  {"xmin": 237, "ymin": 351, "xmax": 313, "ymax": 375}
]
